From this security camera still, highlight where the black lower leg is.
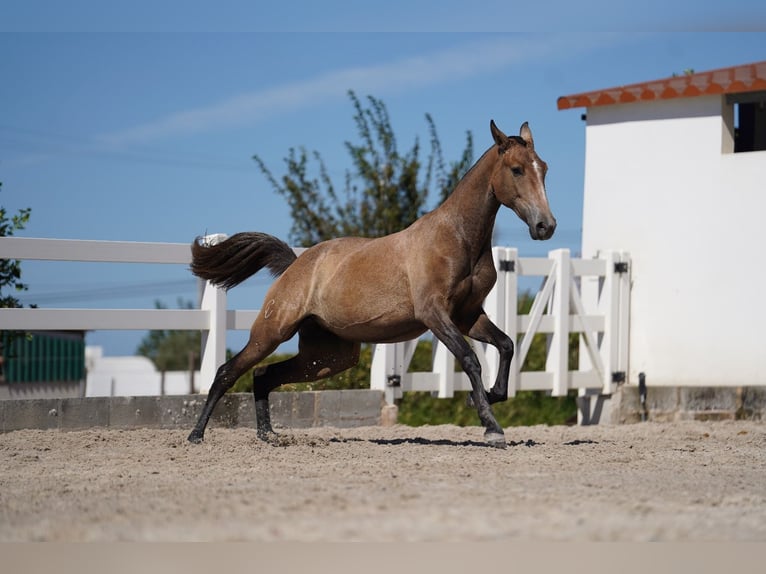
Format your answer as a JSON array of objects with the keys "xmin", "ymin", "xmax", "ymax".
[
  {"xmin": 254, "ymin": 396, "xmax": 275, "ymax": 440},
  {"xmin": 253, "ymin": 365, "xmax": 280, "ymax": 441},
  {"xmin": 188, "ymin": 360, "xmax": 243, "ymax": 443},
  {"xmin": 188, "ymin": 386, "xmax": 225, "ymax": 443},
  {"xmin": 487, "ymin": 344, "xmax": 513, "ymax": 404},
  {"xmin": 461, "ymin": 354, "xmax": 506, "ymax": 448},
  {"xmin": 467, "ymin": 315, "xmax": 514, "ymax": 406}
]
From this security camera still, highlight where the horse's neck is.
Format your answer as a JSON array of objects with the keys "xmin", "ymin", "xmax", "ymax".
[{"xmin": 436, "ymin": 147, "xmax": 500, "ymax": 247}]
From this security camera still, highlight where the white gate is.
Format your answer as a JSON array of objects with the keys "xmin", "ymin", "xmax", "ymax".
[{"xmin": 370, "ymin": 248, "xmax": 631, "ymax": 414}]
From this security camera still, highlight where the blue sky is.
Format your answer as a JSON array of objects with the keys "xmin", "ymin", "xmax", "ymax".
[{"xmin": 2, "ymin": 7, "xmax": 766, "ymax": 356}]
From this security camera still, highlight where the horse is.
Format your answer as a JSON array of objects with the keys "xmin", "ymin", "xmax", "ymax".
[{"xmin": 187, "ymin": 120, "xmax": 556, "ymax": 448}]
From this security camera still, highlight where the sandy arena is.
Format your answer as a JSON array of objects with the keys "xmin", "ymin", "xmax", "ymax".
[{"xmin": 1, "ymin": 420, "xmax": 764, "ymax": 542}]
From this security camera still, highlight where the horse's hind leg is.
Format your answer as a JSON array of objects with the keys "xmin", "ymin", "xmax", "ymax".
[
  {"xmin": 251, "ymin": 321, "xmax": 361, "ymax": 440},
  {"xmin": 187, "ymin": 339, "xmax": 277, "ymax": 444}
]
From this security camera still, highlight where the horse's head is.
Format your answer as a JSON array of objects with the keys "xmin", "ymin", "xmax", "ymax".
[{"xmin": 489, "ymin": 120, "xmax": 556, "ymax": 240}]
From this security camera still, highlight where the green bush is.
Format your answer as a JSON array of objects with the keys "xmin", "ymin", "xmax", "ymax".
[
  {"xmin": 396, "ymin": 335, "xmax": 577, "ymax": 427},
  {"xmin": 230, "ymin": 345, "xmax": 373, "ymax": 394}
]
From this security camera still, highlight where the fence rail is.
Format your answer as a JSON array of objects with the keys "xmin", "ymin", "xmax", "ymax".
[{"xmin": 1, "ymin": 237, "xmax": 630, "ymax": 414}]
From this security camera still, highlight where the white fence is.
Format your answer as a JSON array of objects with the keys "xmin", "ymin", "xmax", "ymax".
[
  {"xmin": 370, "ymin": 247, "xmax": 631, "ymax": 409},
  {"xmin": 1, "ymin": 238, "xmax": 630, "ymax": 410},
  {"xmin": 0, "ymin": 236, "xmax": 238, "ymax": 391}
]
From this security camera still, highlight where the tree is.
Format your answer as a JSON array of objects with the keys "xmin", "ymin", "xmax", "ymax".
[
  {"xmin": 244, "ymin": 91, "xmax": 474, "ymax": 393},
  {"xmin": 0, "ymin": 181, "xmax": 34, "ymax": 380},
  {"xmin": 0, "ymin": 182, "xmax": 32, "ymax": 309},
  {"xmin": 253, "ymin": 91, "xmax": 473, "ymax": 246},
  {"xmin": 136, "ymin": 299, "xmax": 201, "ymax": 372}
]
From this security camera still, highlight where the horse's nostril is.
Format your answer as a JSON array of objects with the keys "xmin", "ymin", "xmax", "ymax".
[{"xmin": 535, "ymin": 219, "xmax": 556, "ymax": 239}]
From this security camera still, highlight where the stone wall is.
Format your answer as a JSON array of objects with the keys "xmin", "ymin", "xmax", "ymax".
[
  {"xmin": 604, "ymin": 385, "xmax": 766, "ymax": 424},
  {"xmin": 0, "ymin": 390, "xmax": 385, "ymax": 432}
]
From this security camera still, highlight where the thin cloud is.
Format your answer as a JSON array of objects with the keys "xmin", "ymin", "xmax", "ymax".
[{"xmin": 99, "ymin": 35, "xmax": 612, "ymax": 146}]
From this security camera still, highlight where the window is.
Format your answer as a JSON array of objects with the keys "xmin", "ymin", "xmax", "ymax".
[
  {"xmin": 727, "ymin": 91, "xmax": 766, "ymax": 153},
  {"xmin": 1, "ymin": 331, "xmax": 85, "ymax": 383}
]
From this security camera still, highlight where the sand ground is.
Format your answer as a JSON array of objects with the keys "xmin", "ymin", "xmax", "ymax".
[{"xmin": 1, "ymin": 420, "xmax": 764, "ymax": 541}]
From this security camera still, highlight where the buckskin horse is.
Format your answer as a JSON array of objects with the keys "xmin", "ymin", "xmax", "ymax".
[{"xmin": 187, "ymin": 120, "xmax": 556, "ymax": 448}]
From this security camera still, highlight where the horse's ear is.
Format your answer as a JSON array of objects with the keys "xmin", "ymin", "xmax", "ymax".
[
  {"xmin": 520, "ymin": 122, "xmax": 534, "ymax": 148},
  {"xmin": 490, "ymin": 120, "xmax": 509, "ymax": 151}
]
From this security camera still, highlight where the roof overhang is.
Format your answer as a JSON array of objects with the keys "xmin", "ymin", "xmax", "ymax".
[{"xmin": 557, "ymin": 60, "xmax": 766, "ymax": 110}]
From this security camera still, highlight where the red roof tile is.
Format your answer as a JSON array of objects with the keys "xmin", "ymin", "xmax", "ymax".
[{"xmin": 557, "ymin": 60, "xmax": 766, "ymax": 110}]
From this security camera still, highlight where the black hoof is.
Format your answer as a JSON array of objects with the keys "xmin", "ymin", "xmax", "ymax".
[
  {"xmin": 187, "ymin": 431, "xmax": 204, "ymax": 444},
  {"xmin": 256, "ymin": 428, "xmax": 278, "ymax": 442},
  {"xmin": 484, "ymin": 431, "xmax": 507, "ymax": 449}
]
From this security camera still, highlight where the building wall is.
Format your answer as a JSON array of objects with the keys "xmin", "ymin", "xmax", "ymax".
[
  {"xmin": 85, "ymin": 346, "xmax": 201, "ymax": 397},
  {"xmin": 581, "ymin": 95, "xmax": 766, "ymax": 386}
]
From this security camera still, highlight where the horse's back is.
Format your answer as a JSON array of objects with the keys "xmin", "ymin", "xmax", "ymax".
[{"xmin": 274, "ymin": 234, "xmax": 425, "ymax": 342}]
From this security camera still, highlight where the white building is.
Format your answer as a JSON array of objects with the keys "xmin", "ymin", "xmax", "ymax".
[
  {"xmin": 559, "ymin": 61, "xmax": 766, "ymax": 388},
  {"xmin": 85, "ymin": 346, "xmax": 200, "ymax": 396}
]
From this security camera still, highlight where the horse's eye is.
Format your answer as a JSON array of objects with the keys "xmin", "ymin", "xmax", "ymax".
[{"xmin": 511, "ymin": 167, "xmax": 523, "ymax": 177}]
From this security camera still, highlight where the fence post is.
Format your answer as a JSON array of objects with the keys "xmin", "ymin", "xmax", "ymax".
[
  {"xmin": 197, "ymin": 234, "xmax": 228, "ymax": 394},
  {"xmin": 484, "ymin": 247, "xmax": 519, "ymax": 396},
  {"xmin": 546, "ymin": 249, "xmax": 570, "ymax": 397},
  {"xmin": 198, "ymin": 279, "xmax": 226, "ymax": 394},
  {"xmin": 616, "ymin": 251, "xmax": 632, "ymax": 386},
  {"xmin": 576, "ymin": 251, "xmax": 610, "ymax": 424},
  {"xmin": 371, "ymin": 343, "xmax": 402, "ymax": 405},
  {"xmin": 505, "ymin": 248, "xmax": 519, "ymax": 397},
  {"xmin": 600, "ymin": 251, "xmax": 623, "ymax": 394},
  {"xmin": 483, "ymin": 247, "xmax": 504, "ymax": 393},
  {"xmin": 433, "ymin": 339, "xmax": 456, "ymax": 398}
]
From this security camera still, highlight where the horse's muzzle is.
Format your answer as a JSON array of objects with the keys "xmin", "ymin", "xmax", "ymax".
[{"xmin": 530, "ymin": 217, "xmax": 556, "ymax": 240}]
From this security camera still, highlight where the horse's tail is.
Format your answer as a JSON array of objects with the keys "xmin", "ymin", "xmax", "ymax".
[{"xmin": 190, "ymin": 232, "xmax": 297, "ymax": 291}]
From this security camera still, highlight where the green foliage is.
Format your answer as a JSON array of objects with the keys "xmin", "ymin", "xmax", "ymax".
[
  {"xmin": 136, "ymin": 299, "xmax": 201, "ymax": 372},
  {"xmin": 230, "ymin": 345, "xmax": 375, "ymax": 394},
  {"xmin": 1, "ymin": 181, "xmax": 34, "ymax": 376},
  {"xmin": 396, "ymin": 390, "xmax": 576, "ymax": 428},
  {"xmin": 395, "ymin": 310, "xmax": 578, "ymax": 428},
  {"xmin": 0, "ymin": 182, "xmax": 33, "ymax": 310},
  {"xmin": 253, "ymin": 91, "xmax": 473, "ymax": 246}
]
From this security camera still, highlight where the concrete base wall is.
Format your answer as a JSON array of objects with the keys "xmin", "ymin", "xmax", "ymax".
[
  {"xmin": 582, "ymin": 385, "xmax": 766, "ymax": 425},
  {"xmin": 0, "ymin": 390, "xmax": 385, "ymax": 433}
]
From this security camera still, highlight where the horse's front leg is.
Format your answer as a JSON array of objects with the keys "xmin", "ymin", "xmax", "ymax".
[
  {"xmin": 428, "ymin": 311, "xmax": 506, "ymax": 448},
  {"xmin": 468, "ymin": 312, "xmax": 514, "ymax": 404}
]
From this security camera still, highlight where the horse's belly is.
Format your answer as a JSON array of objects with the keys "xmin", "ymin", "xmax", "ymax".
[
  {"xmin": 314, "ymin": 305, "xmax": 426, "ymax": 344},
  {"xmin": 334, "ymin": 322, "xmax": 428, "ymax": 344}
]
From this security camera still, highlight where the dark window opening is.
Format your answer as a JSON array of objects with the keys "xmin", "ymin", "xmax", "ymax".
[{"xmin": 728, "ymin": 91, "xmax": 766, "ymax": 153}]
